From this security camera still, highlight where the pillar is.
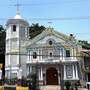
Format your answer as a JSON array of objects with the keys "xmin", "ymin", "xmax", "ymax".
[
  {"xmin": 41, "ymin": 66, "xmax": 43, "ymax": 80},
  {"xmin": 64, "ymin": 65, "xmax": 66, "ymax": 80},
  {"xmin": 76, "ymin": 65, "xmax": 78, "ymax": 79},
  {"xmin": 60, "ymin": 48, "xmax": 62, "ymax": 60},
  {"xmin": 37, "ymin": 49, "xmax": 39, "ymax": 61},
  {"xmin": 30, "ymin": 66, "xmax": 32, "ymax": 73},
  {"xmin": 71, "ymin": 48, "xmax": 74, "ymax": 60},
  {"xmin": 30, "ymin": 51, "xmax": 31, "ymax": 62},
  {"xmin": 61, "ymin": 48, "xmax": 64, "ymax": 60},
  {"xmin": 58, "ymin": 68, "xmax": 61, "ymax": 85},
  {"xmin": 74, "ymin": 48, "xmax": 77, "ymax": 60},
  {"xmin": 38, "ymin": 68, "xmax": 41, "ymax": 80},
  {"xmin": 73, "ymin": 65, "xmax": 75, "ymax": 79},
  {"xmin": 39, "ymin": 66, "xmax": 43, "ymax": 85},
  {"xmin": 41, "ymin": 49, "xmax": 42, "ymax": 61}
]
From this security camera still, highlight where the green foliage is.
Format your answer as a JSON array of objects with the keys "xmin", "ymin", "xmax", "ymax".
[
  {"xmin": 65, "ymin": 81, "xmax": 71, "ymax": 90},
  {"xmin": 0, "ymin": 25, "xmax": 5, "ymax": 52},
  {"xmin": 29, "ymin": 23, "xmax": 46, "ymax": 39},
  {"xmin": 0, "ymin": 25, "xmax": 4, "ymax": 31},
  {"xmin": 65, "ymin": 81, "xmax": 71, "ymax": 86},
  {"xmin": 0, "ymin": 25, "xmax": 5, "ymax": 76},
  {"xmin": 26, "ymin": 73, "xmax": 37, "ymax": 90},
  {"xmin": 0, "ymin": 28, "xmax": 5, "ymax": 46},
  {"xmin": 5, "ymin": 78, "xmax": 17, "ymax": 85},
  {"xmin": 78, "ymin": 40, "xmax": 90, "ymax": 49}
]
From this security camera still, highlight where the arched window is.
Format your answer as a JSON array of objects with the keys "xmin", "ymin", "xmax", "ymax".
[
  {"xmin": 49, "ymin": 40, "xmax": 52, "ymax": 45},
  {"xmin": 33, "ymin": 52, "xmax": 37, "ymax": 59},
  {"xmin": 13, "ymin": 25, "xmax": 16, "ymax": 32},
  {"xmin": 50, "ymin": 52, "xmax": 53, "ymax": 57}
]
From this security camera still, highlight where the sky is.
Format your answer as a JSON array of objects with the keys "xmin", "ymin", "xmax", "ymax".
[{"xmin": 0, "ymin": 0, "xmax": 90, "ymax": 42}]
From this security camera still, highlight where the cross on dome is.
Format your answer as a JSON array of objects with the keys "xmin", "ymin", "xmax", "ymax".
[{"xmin": 14, "ymin": 0, "xmax": 22, "ymax": 19}]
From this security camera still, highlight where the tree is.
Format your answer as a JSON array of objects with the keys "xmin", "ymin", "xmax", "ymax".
[
  {"xmin": 65, "ymin": 81, "xmax": 71, "ymax": 90},
  {"xmin": 0, "ymin": 25, "xmax": 6, "ymax": 77},
  {"xmin": 78, "ymin": 40, "xmax": 90, "ymax": 49},
  {"xmin": 29, "ymin": 23, "xmax": 46, "ymax": 39}
]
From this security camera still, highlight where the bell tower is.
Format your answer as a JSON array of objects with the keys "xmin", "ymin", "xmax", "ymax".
[{"xmin": 5, "ymin": 11, "xmax": 29, "ymax": 78}]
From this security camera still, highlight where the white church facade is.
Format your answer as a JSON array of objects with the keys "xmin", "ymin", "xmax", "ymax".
[{"xmin": 5, "ymin": 13, "xmax": 81, "ymax": 86}]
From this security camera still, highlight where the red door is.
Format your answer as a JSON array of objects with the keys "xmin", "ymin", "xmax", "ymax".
[{"xmin": 46, "ymin": 67, "xmax": 58, "ymax": 85}]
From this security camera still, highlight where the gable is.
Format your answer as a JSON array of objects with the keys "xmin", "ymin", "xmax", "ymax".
[
  {"xmin": 26, "ymin": 28, "xmax": 77, "ymax": 48},
  {"xmin": 36, "ymin": 35, "xmax": 65, "ymax": 44}
]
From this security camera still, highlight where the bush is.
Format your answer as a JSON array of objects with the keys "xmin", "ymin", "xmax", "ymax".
[
  {"xmin": 65, "ymin": 81, "xmax": 71, "ymax": 90},
  {"xmin": 27, "ymin": 73, "xmax": 37, "ymax": 90}
]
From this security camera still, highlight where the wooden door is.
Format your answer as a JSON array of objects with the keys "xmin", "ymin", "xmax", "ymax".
[{"xmin": 46, "ymin": 67, "xmax": 58, "ymax": 85}]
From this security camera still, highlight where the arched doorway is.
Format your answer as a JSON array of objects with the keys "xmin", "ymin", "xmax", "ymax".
[{"xmin": 46, "ymin": 67, "xmax": 58, "ymax": 85}]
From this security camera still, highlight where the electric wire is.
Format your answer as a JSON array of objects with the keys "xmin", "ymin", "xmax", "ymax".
[
  {"xmin": 0, "ymin": 0, "xmax": 90, "ymax": 7},
  {"xmin": 1, "ymin": 16, "xmax": 90, "ymax": 21}
]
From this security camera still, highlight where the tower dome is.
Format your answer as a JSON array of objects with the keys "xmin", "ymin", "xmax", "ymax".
[
  {"xmin": 14, "ymin": 14, "xmax": 22, "ymax": 19},
  {"xmin": 6, "ymin": 9, "xmax": 29, "ymax": 26}
]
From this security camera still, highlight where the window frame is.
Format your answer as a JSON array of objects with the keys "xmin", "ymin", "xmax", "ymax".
[
  {"xmin": 49, "ymin": 40, "xmax": 53, "ymax": 45},
  {"xmin": 33, "ymin": 52, "xmax": 37, "ymax": 59},
  {"xmin": 13, "ymin": 25, "xmax": 16, "ymax": 32},
  {"xmin": 66, "ymin": 49, "xmax": 70, "ymax": 57},
  {"xmin": 66, "ymin": 65, "xmax": 73, "ymax": 79},
  {"xmin": 48, "ymin": 51, "xmax": 53, "ymax": 59},
  {"xmin": 49, "ymin": 52, "xmax": 53, "ymax": 57}
]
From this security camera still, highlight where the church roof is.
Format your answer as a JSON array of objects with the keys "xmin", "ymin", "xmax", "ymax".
[
  {"xmin": 26, "ymin": 27, "xmax": 76, "ymax": 47},
  {"xmin": 6, "ymin": 19, "xmax": 29, "ymax": 26}
]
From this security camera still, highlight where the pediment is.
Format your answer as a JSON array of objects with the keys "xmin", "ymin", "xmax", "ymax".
[{"xmin": 26, "ymin": 28, "xmax": 77, "ymax": 48}]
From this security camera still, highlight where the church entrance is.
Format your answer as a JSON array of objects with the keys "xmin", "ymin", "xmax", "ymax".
[{"xmin": 46, "ymin": 67, "xmax": 58, "ymax": 85}]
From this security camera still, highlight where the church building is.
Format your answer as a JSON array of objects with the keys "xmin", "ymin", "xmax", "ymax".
[{"xmin": 5, "ymin": 12, "xmax": 81, "ymax": 87}]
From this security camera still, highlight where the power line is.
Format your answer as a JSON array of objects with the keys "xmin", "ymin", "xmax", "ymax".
[
  {"xmin": 21, "ymin": 0, "xmax": 90, "ymax": 6},
  {"xmin": 0, "ymin": 0, "xmax": 90, "ymax": 7},
  {"xmin": 28, "ymin": 17, "xmax": 90, "ymax": 21},
  {"xmin": 1, "ymin": 16, "xmax": 90, "ymax": 21},
  {"xmin": 13, "ymin": 0, "xmax": 90, "ymax": 6}
]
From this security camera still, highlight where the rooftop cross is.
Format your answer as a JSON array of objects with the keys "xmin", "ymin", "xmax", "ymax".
[
  {"xmin": 14, "ymin": 0, "xmax": 22, "ymax": 19},
  {"xmin": 15, "ymin": 0, "xmax": 21, "ymax": 15}
]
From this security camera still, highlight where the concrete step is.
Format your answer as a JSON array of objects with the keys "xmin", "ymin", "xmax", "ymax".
[{"xmin": 40, "ymin": 85, "xmax": 61, "ymax": 90}]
